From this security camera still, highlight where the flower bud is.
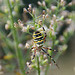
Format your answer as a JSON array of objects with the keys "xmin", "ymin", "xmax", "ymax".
[
  {"xmin": 42, "ymin": 10, "xmax": 45, "ymax": 14},
  {"xmin": 5, "ymin": 24, "xmax": 9, "ymax": 30},
  {"xmin": 51, "ymin": 5, "xmax": 57, "ymax": 11},
  {"xmin": 46, "ymin": 14, "xmax": 49, "ymax": 18},
  {"xmin": 68, "ymin": 2, "xmax": 73, "ymax": 6},
  {"xmin": 55, "ymin": 40, "xmax": 59, "ymax": 45},
  {"xmin": 28, "ymin": 8, "xmax": 31, "ymax": 13},
  {"xmin": 14, "ymin": 6, "xmax": 18, "ymax": 12},
  {"xmin": 37, "ymin": 1, "xmax": 42, "ymax": 6},
  {"xmin": 38, "ymin": 20, "xmax": 42, "ymax": 25},
  {"xmin": 47, "ymin": 8, "xmax": 50, "ymax": 13},
  {"xmin": 60, "ymin": 16, "xmax": 64, "ymax": 20},
  {"xmin": 42, "ymin": 1, "xmax": 46, "ymax": 6},
  {"xmin": 60, "ymin": 0, "xmax": 66, "ymax": 6},
  {"xmin": 22, "ymin": 26, "xmax": 27, "ymax": 32},
  {"xmin": 29, "ymin": 4, "xmax": 32, "ymax": 9},
  {"xmin": 18, "ymin": 43, "xmax": 23, "ymax": 48},
  {"xmin": 53, "ymin": 14, "xmax": 56, "ymax": 20},
  {"xmin": 65, "ymin": 19, "xmax": 72, "ymax": 24},
  {"xmin": 31, "ymin": 64, "xmax": 36, "ymax": 69},
  {"xmin": 23, "ymin": 8, "xmax": 27, "ymax": 13},
  {"xmin": 42, "ymin": 15, "xmax": 45, "ymax": 20},
  {"xmin": 25, "ymin": 43, "xmax": 30, "ymax": 48},
  {"xmin": 32, "ymin": 8, "xmax": 35, "ymax": 14},
  {"xmin": 14, "ymin": 22, "xmax": 18, "ymax": 28}
]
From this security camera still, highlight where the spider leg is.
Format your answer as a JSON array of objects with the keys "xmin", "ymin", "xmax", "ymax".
[
  {"xmin": 25, "ymin": 47, "xmax": 36, "ymax": 74},
  {"xmin": 29, "ymin": 47, "xmax": 36, "ymax": 65},
  {"xmin": 42, "ymin": 48, "xmax": 59, "ymax": 69},
  {"xmin": 42, "ymin": 47, "xmax": 58, "ymax": 52},
  {"xmin": 42, "ymin": 27, "xmax": 47, "ymax": 43}
]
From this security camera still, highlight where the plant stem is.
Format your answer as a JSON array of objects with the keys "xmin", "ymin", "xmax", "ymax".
[
  {"xmin": 6, "ymin": 0, "xmax": 25, "ymax": 75},
  {"xmin": 37, "ymin": 56, "xmax": 40, "ymax": 75}
]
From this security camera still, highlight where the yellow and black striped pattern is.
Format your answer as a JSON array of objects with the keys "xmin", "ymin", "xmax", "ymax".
[{"xmin": 33, "ymin": 31, "xmax": 44, "ymax": 45}]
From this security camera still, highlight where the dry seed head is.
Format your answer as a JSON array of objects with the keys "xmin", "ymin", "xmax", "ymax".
[
  {"xmin": 18, "ymin": 19, "xmax": 24, "ymax": 28},
  {"xmin": 53, "ymin": 14, "xmax": 56, "ymax": 20},
  {"xmin": 61, "ymin": 0, "xmax": 64, "ymax": 3},
  {"xmin": 42, "ymin": 1, "xmax": 46, "ymax": 6},
  {"xmin": 5, "ymin": 24, "xmax": 9, "ymax": 30},
  {"xmin": 32, "ymin": 8, "xmax": 35, "ymax": 14},
  {"xmin": 42, "ymin": 15, "xmax": 45, "ymax": 20},
  {"xmin": 37, "ymin": 1, "xmax": 42, "ymax": 6},
  {"xmin": 42, "ymin": 10, "xmax": 45, "ymax": 14},
  {"xmin": 60, "ymin": 0, "xmax": 66, "ymax": 6},
  {"xmin": 23, "ymin": 8, "xmax": 27, "ymax": 13},
  {"xmin": 68, "ymin": 2, "xmax": 73, "ymax": 6},
  {"xmin": 50, "ymin": 25, "xmax": 54, "ymax": 31},
  {"xmin": 28, "ymin": 8, "xmax": 31, "ymax": 13},
  {"xmin": 14, "ymin": 22, "xmax": 18, "ymax": 28},
  {"xmin": 47, "ymin": 8, "xmax": 50, "ymax": 13},
  {"xmin": 38, "ymin": 20, "xmax": 42, "ymax": 25},
  {"xmin": 60, "ymin": 10, "xmax": 69, "ymax": 17},
  {"xmin": 25, "ymin": 43, "xmax": 30, "ymax": 48},
  {"xmin": 66, "ymin": 19, "xmax": 72, "ymax": 24},
  {"xmin": 22, "ymin": 26, "xmax": 27, "ymax": 32},
  {"xmin": 29, "ymin": 4, "xmax": 32, "ymax": 9},
  {"xmin": 46, "ymin": 14, "xmax": 49, "ymax": 18},
  {"xmin": 18, "ymin": 19, "xmax": 21, "ymax": 24},
  {"xmin": 20, "ymin": 23, "xmax": 24, "ymax": 28}
]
